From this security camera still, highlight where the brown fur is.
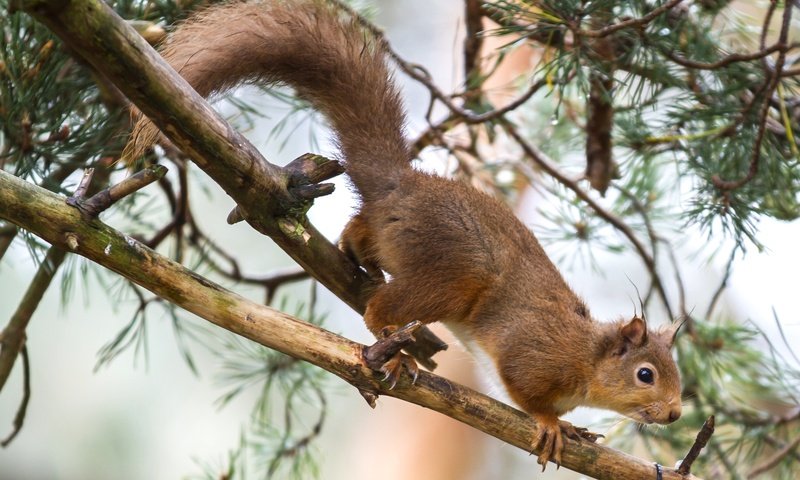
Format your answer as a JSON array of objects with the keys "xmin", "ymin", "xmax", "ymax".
[
  {"xmin": 125, "ymin": 1, "xmax": 683, "ymax": 467},
  {"xmin": 126, "ymin": 0, "xmax": 409, "ymax": 203}
]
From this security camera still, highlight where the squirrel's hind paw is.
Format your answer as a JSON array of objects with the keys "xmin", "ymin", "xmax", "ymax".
[
  {"xmin": 363, "ymin": 323, "xmax": 422, "ymax": 389},
  {"xmin": 378, "ymin": 352, "xmax": 419, "ymax": 389}
]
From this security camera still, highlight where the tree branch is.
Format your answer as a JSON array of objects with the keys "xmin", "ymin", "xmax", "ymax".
[
  {"xmin": 663, "ymin": 42, "xmax": 790, "ymax": 71},
  {"xmin": 13, "ymin": 0, "xmax": 446, "ymax": 364},
  {"xmin": 573, "ymin": 0, "xmax": 685, "ymax": 38},
  {"xmin": 463, "ymin": 0, "xmax": 484, "ymax": 96},
  {"xmin": 584, "ymin": 6, "xmax": 617, "ymax": 195},
  {"xmin": 1, "ymin": 345, "xmax": 30, "ymax": 447},
  {"xmin": 0, "ymin": 169, "xmax": 701, "ymax": 480},
  {"xmin": 711, "ymin": 0, "xmax": 792, "ymax": 192},
  {"xmin": 73, "ymin": 164, "xmax": 168, "ymax": 217},
  {"xmin": 331, "ymin": 0, "xmax": 546, "ymax": 125},
  {"xmin": 0, "ymin": 246, "xmax": 67, "ymax": 393},
  {"xmin": 0, "ymin": 225, "xmax": 17, "ymax": 262},
  {"xmin": 748, "ymin": 435, "xmax": 800, "ymax": 478},
  {"xmin": 678, "ymin": 415, "xmax": 715, "ymax": 475}
]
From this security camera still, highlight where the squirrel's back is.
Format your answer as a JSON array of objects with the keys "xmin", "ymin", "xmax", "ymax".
[{"xmin": 127, "ymin": 0, "xmax": 410, "ymax": 202}]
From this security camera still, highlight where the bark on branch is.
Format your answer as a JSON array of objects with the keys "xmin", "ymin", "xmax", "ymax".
[{"xmin": 0, "ymin": 169, "xmax": 700, "ymax": 480}]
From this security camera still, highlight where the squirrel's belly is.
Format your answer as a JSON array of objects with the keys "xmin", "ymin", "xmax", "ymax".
[{"xmin": 445, "ymin": 322, "xmax": 516, "ymax": 408}]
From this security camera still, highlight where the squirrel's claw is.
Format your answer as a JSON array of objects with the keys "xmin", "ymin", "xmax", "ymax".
[
  {"xmin": 364, "ymin": 323, "xmax": 421, "ymax": 389},
  {"xmin": 531, "ymin": 418, "xmax": 564, "ymax": 470},
  {"xmin": 559, "ymin": 420, "xmax": 604, "ymax": 443},
  {"xmin": 532, "ymin": 417, "xmax": 601, "ymax": 470},
  {"xmin": 379, "ymin": 352, "xmax": 419, "ymax": 389}
]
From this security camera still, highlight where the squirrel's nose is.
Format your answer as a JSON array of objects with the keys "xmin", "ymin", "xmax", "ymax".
[{"xmin": 668, "ymin": 407, "xmax": 681, "ymax": 423}]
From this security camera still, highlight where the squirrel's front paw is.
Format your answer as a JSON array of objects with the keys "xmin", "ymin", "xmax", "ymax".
[
  {"xmin": 531, "ymin": 416, "xmax": 564, "ymax": 470},
  {"xmin": 532, "ymin": 417, "xmax": 604, "ymax": 470},
  {"xmin": 559, "ymin": 420, "xmax": 604, "ymax": 443}
]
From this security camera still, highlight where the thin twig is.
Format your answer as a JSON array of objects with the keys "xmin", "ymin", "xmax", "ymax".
[
  {"xmin": 705, "ymin": 246, "xmax": 738, "ymax": 319},
  {"xmin": 78, "ymin": 164, "xmax": 168, "ymax": 216},
  {"xmin": 480, "ymin": 4, "xmax": 568, "ymax": 47},
  {"xmin": 261, "ymin": 268, "xmax": 310, "ymax": 304},
  {"xmin": 1, "ymin": 345, "xmax": 30, "ymax": 447},
  {"xmin": 186, "ymin": 217, "xmax": 310, "ymax": 303},
  {"xmin": 267, "ymin": 384, "xmax": 326, "ymax": 476},
  {"xmin": 715, "ymin": 404, "xmax": 800, "ymax": 428},
  {"xmin": 504, "ymin": 122, "xmax": 674, "ymax": 319},
  {"xmin": 145, "ymin": 158, "xmax": 187, "ymax": 250},
  {"xmin": 465, "ymin": 78, "xmax": 549, "ymax": 124},
  {"xmin": 711, "ymin": 0, "xmax": 792, "ymax": 193},
  {"xmin": 664, "ymin": 43, "xmax": 790, "ymax": 70},
  {"xmin": 747, "ymin": 434, "xmax": 800, "ymax": 478},
  {"xmin": 610, "ymin": 182, "xmax": 669, "ymax": 314},
  {"xmin": 711, "ymin": 1, "xmax": 791, "ymax": 191},
  {"xmin": 330, "ymin": 0, "xmax": 544, "ymax": 125},
  {"xmin": 611, "ymin": 183, "xmax": 691, "ymax": 326},
  {"xmin": 0, "ymin": 225, "xmax": 18, "ymax": 262},
  {"xmin": 764, "ymin": 434, "xmax": 800, "ymax": 463},
  {"xmin": 411, "ymin": 114, "xmax": 458, "ymax": 155},
  {"xmin": 678, "ymin": 415, "xmax": 715, "ymax": 474},
  {"xmin": 663, "ymin": 241, "xmax": 688, "ymax": 320},
  {"xmin": 412, "ymin": 77, "xmax": 551, "ymax": 156},
  {"xmin": 0, "ymin": 246, "xmax": 67, "ymax": 393},
  {"xmin": 759, "ymin": 0, "xmax": 779, "ymax": 69},
  {"xmin": 779, "ymin": 65, "xmax": 800, "ymax": 76},
  {"xmin": 72, "ymin": 167, "xmax": 95, "ymax": 199},
  {"xmin": 574, "ymin": 0, "xmax": 684, "ymax": 38}
]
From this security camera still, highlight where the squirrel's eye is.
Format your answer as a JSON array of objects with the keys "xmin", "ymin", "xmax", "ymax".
[{"xmin": 637, "ymin": 367, "xmax": 654, "ymax": 384}]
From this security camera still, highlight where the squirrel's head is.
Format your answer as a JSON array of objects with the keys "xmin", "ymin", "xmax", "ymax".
[{"xmin": 589, "ymin": 316, "xmax": 683, "ymax": 425}]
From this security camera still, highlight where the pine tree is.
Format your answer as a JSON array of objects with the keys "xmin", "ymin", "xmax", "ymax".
[{"xmin": 1, "ymin": 0, "xmax": 797, "ymax": 478}]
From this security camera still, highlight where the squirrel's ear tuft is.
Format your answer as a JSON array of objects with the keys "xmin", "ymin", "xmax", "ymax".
[
  {"xmin": 621, "ymin": 316, "xmax": 648, "ymax": 347},
  {"xmin": 663, "ymin": 317, "xmax": 687, "ymax": 348}
]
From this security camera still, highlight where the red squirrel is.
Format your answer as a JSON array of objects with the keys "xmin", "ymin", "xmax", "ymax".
[{"xmin": 127, "ymin": 0, "xmax": 683, "ymax": 468}]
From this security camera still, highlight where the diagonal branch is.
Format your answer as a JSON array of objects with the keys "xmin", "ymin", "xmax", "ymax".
[
  {"xmin": 748, "ymin": 435, "xmax": 800, "ymax": 478},
  {"xmin": 73, "ymin": 165, "xmax": 168, "ymax": 217},
  {"xmin": 1, "ymin": 345, "xmax": 30, "ymax": 447},
  {"xmin": 574, "ymin": 0, "xmax": 685, "ymax": 38},
  {"xmin": 0, "ymin": 246, "xmax": 67, "ymax": 394},
  {"xmin": 678, "ymin": 415, "xmax": 715, "ymax": 475},
  {"xmin": 13, "ymin": 0, "xmax": 446, "ymax": 364},
  {"xmin": 0, "ymin": 169, "xmax": 701, "ymax": 480},
  {"xmin": 0, "ymin": 225, "xmax": 17, "ymax": 263}
]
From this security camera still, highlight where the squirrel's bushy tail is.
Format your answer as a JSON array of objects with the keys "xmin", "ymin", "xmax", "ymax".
[{"xmin": 126, "ymin": 0, "xmax": 410, "ymax": 202}]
